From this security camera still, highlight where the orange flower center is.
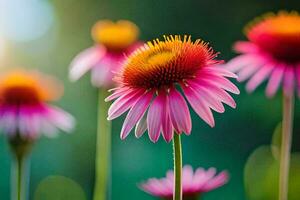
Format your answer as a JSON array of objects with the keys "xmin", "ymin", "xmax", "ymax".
[
  {"xmin": 92, "ymin": 20, "xmax": 139, "ymax": 52},
  {"xmin": 0, "ymin": 71, "xmax": 62, "ymax": 105},
  {"xmin": 121, "ymin": 35, "xmax": 217, "ymax": 89},
  {"xmin": 246, "ymin": 11, "xmax": 300, "ymax": 63}
]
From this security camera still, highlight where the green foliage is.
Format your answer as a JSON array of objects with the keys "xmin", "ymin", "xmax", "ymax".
[
  {"xmin": 34, "ymin": 176, "xmax": 86, "ymax": 200},
  {"xmin": 244, "ymin": 123, "xmax": 300, "ymax": 200}
]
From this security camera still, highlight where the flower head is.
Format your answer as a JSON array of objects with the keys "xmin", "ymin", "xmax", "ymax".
[
  {"xmin": 0, "ymin": 70, "xmax": 75, "ymax": 139},
  {"xmin": 69, "ymin": 20, "xmax": 141, "ymax": 88},
  {"xmin": 226, "ymin": 11, "xmax": 300, "ymax": 97},
  {"xmin": 139, "ymin": 165, "xmax": 229, "ymax": 200},
  {"xmin": 107, "ymin": 35, "xmax": 239, "ymax": 142}
]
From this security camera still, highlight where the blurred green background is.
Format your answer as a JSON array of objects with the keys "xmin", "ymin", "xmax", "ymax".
[{"xmin": 0, "ymin": 0, "xmax": 300, "ymax": 199}]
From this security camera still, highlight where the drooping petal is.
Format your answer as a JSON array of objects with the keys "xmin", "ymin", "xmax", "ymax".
[
  {"xmin": 183, "ymin": 86, "xmax": 215, "ymax": 127},
  {"xmin": 69, "ymin": 46, "xmax": 105, "ymax": 81},
  {"xmin": 202, "ymin": 66, "xmax": 238, "ymax": 79},
  {"xmin": 190, "ymin": 80, "xmax": 236, "ymax": 108},
  {"xmin": 225, "ymin": 54, "xmax": 258, "ymax": 72},
  {"xmin": 199, "ymin": 74, "xmax": 240, "ymax": 94},
  {"xmin": 135, "ymin": 111, "xmax": 147, "ymax": 138},
  {"xmin": 147, "ymin": 94, "xmax": 165, "ymax": 142},
  {"xmin": 236, "ymin": 61, "xmax": 262, "ymax": 82},
  {"xmin": 266, "ymin": 65, "xmax": 285, "ymax": 97},
  {"xmin": 246, "ymin": 63, "xmax": 274, "ymax": 92},
  {"xmin": 120, "ymin": 91, "xmax": 153, "ymax": 139},
  {"xmin": 105, "ymin": 87, "xmax": 132, "ymax": 102},
  {"xmin": 233, "ymin": 41, "xmax": 260, "ymax": 54},
  {"xmin": 161, "ymin": 94, "xmax": 173, "ymax": 142},
  {"xmin": 108, "ymin": 89, "xmax": 144, "ymax": 120},
  {"xmin": 168, "ymin": 88, "xmax": 191, "ymax": 134},
  {"xmin": 188, "ymin": 82, "xmax": 225, "ymax": 113},
  {"xmin": 283, "ymin": 66, "xmax": 295, "ymax": 97},
  {"xmin": 45, "ymin": 105, "xmax": 75, "ymax": 133}
]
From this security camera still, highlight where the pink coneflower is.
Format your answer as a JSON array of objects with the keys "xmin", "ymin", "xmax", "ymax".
[
  {"xmin": 69, "ymin": 20, "xmax": 141, "ymax": 88},
  {"xmin": 0, "ymin": 70, "xmax": 74, "ymax": 139},
  {"xmin": 140, "ymin": 165, "xmax": 229, "ymax": 200},
  {"xmin": 106, "ymin": 35, "xmax": 239, "ymax": 142},
  {"xmin": 226, "ymin": 11, "xmax": 300, "ymax": 200},
  {"xmin": 226, "ymin": 11, "xmax": 300, "ymax": 97},
  {"xmin": 0, "ymin": 70, "xmax": 75, "ymax": 200}
]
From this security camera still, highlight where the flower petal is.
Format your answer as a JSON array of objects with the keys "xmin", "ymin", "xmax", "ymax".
[
  {"xmin": 69, "ymin": 46, "xmax": 105, "ymax": 81},
  {"xmin": 266, "ymin": 65, "xmax": 284, "ymax": 97},
  {"xmin": 246, "ymin": 63, "xmax": 274, "ymax": 92},
  {"xmin": 161, "ymin": 94, "xmax": 174, "ymax": 143},
  {"xmin": 135, "ymin": 112, "xmax": 147, "ymax": 138},
  {"xmin": 147, "ymin": 95, "xmax": 165, "ymax": 142},
  {"xmin": 199, "ymin": 74, "xmax": 240, "ymax": 94},
  {"xmin": 168, "ymin": 88, "xmax": 191, "ymax": 134},
  {"xmin": 120, "ymin": 91, "xmax": 153, "ymax": 139},
  {"xmin": 108, "ymin": 89, "xmax": 144, "ymax": 120},
  {"xmin": 183, "ymin": 86, "xmax": 215, "ymax": 127},
  {"xmin": 283, "ymin": 66, "xmax": 295, "ymax": 97}
]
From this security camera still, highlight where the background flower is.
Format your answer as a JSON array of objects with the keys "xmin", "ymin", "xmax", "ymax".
[
  {"xmin": 69, "ymin": 20, "xmax": 141, "ymax": 88},
  {"xmin": 226, "ymin": 11, "xmax": 300, "ymax": 97},
  {"xmin": 140, "ymin": 165, "xmax": 229, "ymax": 200},
  {"xmin": 0, "ymin": 70, "xmax": 75, "ymax": 139}
]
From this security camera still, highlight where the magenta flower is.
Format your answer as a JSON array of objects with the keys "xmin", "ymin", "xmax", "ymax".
[
  {"xmin": 140, "ymin": 165, "xmax": 229, "ymax": 200},
  {"xmin": 106, "ymin": 35, "xmax": 239, "ymax": 142},
  {"xmin": 226, "ymin": 11, "xmax": 300, "ymax": 97},
  {"xmin": 0, "ymin": 70, "xmax": 75, "ymax": 139},
  {"xmin": 69, "ymin": 20, "xmax": 141, "ymax": 88}
]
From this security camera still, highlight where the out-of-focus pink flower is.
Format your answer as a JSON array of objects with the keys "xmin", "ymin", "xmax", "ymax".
[
  {"xmin": 106, "ymin": 35, "xmax": 239, "ymax": 142},
  {"xmin": 140, "ymin": 165, "xmax": 229, "ymax": 200},
  {"xmin": 226, "ymin": 11, "xmax": 300, "ymax": 97},
  {"xmin": 69, "ymin": 20, "xmax": 141, "ymax": 88},
  {"xmin": 0, "ymin": 70, "xmax": 75, "ymax": 139}
]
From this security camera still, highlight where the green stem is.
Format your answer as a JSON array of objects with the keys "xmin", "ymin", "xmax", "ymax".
[
  {"xmin": 172, "ymin": 133, "xmax": 182, "ymax": 200},
  {"xmin": 11, "ymin": 154, "xmax": 29, "ymax": 200},
  {"xmin": 93, "ymin": 89, "xmax": 112, "ymax": 200},
  {"xmin": 279, "ymin": 93, "xmax": 294, "ymax": 200}
]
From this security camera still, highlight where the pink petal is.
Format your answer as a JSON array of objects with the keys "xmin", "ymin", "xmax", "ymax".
[
  {"xmin": 105, "ymin": 87, "xmax": 131, "ymax": 102},
  {"xmin": 203, "ymin": 66, "xmax": 238, "ymax": 79},
  {"xmin": 120, "ymin": 91, "xmax": 153, "ymax": 139},
  {"xmin": 183, "ymin": 85, "xmax": 215, "ymax": 127},
  {"xmin": 233, "ymin": 41, "xmax": 259, "ymax": 54},
  {"xmin": 202, "ymin": 171, "xmax": 229, "ymax": 192},
  {"xmin": 147, "ymin": 95, "xmax": 165, "ymax": 142},
  {"xmin": 69, "ymin": 46, "xmax": 105, "ymax": 81},
  {"xmin": 266, "ymin": 65, "xmax": 285, "ymax": 97},
  {"xmin": 283, "ymin": 66, "xmax": 295, "ymax": 97},
  {"xmin": 246, "ymin": 63, "xmax": 274, "ymax": 92},
  {"xmin": 168, "ymin": 88, "xmax": 192, "ymax": 134},
  {"xmin": 188, "ymin": 82, "xmax": 225, "ymax": 113},
  {"xmin": 45, "ymin": 105, "xmax": 75, "ymax": 133},
  {"xmin": 161, "ymin": 94, "xmax": 174, "ymax": 143},
  {"xmin": 135, "ymin": 112, "xmax": 147, "ymax": 138},
  {"xmin": 199, "ymin": 74, "xmax": 240, "ymax": 94},
  {"xmin": 237, "ymin": 61, "xmax": 261, "ymax": 82},
  {"xmin": 91, "ymin": 61, "xmax": 113, "ymax": 87},
  {"xmin": 191, "ymin": 80, "xmax": 236, "ymax": 108},
  {"xmin": 108, "ymin": 89, "xmax": 144, "ymax": 120},
  {"xmin": 225, "ymin": 54, "xmax": 257, "ymax": 72}
]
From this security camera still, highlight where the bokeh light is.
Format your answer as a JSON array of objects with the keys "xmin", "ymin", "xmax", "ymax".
[{"xmin": 0, "ymin": 0, "xmax": 55, "ymax": 42}]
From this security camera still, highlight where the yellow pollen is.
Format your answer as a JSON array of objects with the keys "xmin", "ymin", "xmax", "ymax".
[
  {"xmin": 91, "ymin": 20, "xmax": 139, "ymax": 51},
  {"xmin": 147, "ymin": 51, "xmax": 175, "ymax": 66}
]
